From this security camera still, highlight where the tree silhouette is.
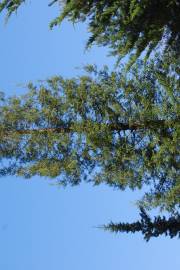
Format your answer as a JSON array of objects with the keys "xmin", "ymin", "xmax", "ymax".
[{"xmin": 104, "ymin": 208, "xmax": 180, "ymax": 241}]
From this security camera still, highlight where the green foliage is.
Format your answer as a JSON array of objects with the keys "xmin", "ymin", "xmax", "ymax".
[
  {"xmin": 1, "ymin": 1, "xmax": 180, "ymax": 63},
  {"xmin": 55, "ymin": 0, "xmax": 180, "ymax": 63},
  {"xmin": 104, "ymin": 207, "xmax": 180, "ymax": 241},
  {"xmin": 1, "ymin": 0, "xmax": 179, "ymax": 241},
  {"xmin": 0, "ymin": 0, "xmax": 25, "ymax": 17},
  {"xmin": 0, "ymin": 59, "xmax": 179, "ymax": 211},
  {"xmin": 54, "ymin": 0, "xmax": 180, "ymax": 62}
]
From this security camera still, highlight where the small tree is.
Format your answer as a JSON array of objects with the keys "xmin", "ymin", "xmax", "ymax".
[{"xmin": 104, "ymin": 208, "xmax": 180, "ymax": 240}]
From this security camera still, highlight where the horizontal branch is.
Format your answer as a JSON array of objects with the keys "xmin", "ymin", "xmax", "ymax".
[
  {"xmin": 2, "ymin": 119, "xmax": 178, "ymax": 135},
  {"xmin": 109, "ymin": 119, "xmax": 174, "ymax": 131}
]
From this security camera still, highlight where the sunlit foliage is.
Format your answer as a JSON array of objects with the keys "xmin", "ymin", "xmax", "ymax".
[{"xmin": 0, "ymin": 59, "xmax": 179, "ymax": 211}]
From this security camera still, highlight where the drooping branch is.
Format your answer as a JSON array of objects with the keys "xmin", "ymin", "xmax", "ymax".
[{"xmin": 48, "ymin": 0, "xmax": 58, "ymax": 7}]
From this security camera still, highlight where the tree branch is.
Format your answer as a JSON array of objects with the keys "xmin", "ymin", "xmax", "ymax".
[{"xmin": 2, "ymin": 119, "xmax": 178, "ymax": 135}]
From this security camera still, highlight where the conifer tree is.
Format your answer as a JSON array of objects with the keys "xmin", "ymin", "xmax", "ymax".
[
  {"xmin": 1, "ymin": 0, "xmax": 180, "ymax": 62},
  {"xmin": 1, "ymin": 1, "xmax": 179, "ymax": 241},
  {"xmin": 0, "ymin": 59, "xmax": 179, "ymax": 212},
  {"xmin": 104, "ymin": 208, "xmax": 180, "ymax": 240}
]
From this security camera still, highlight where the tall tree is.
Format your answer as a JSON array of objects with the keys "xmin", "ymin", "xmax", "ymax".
[
  {"xmin": 1, "ymin": 0, "xmax": 180, "ymax": 63},
  {"xmin": 1, "ymin": 1, "xmax": 179, "ymax": 241},
  {"xmin": 0, "ymin": 59, "xmax": 179, "ymax": 212}
]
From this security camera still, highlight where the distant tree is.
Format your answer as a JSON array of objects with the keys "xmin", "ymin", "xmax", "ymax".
[
  {"xmin": 104, "ymin": 207, "xmax": 180, "ymax": 241},
  {"xmin": 1, "ymin": 0, "xmax": 180, "ymax": 63},
  {"xmin": 0, "ymin": 59, "xmax": 179, "ymax": 212}
]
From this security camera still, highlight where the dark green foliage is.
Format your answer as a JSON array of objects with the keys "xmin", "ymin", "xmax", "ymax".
[
  {"xmin": 52, "ymin": 0, "xmax": 180, "ymax": 62},
  {"xmin": 1, "ymin": 1, "xmax": 180, "ymax": 62},
  {"xmin": 0, "ymin": 59, "xmax": 179, "ymax": 211},
  {"xmin": 0, "ymin": 0, "xmax": 25, "ymax": 17},
  {"xmin": 104, "ymin": 208, "xmax": 180, "ymax": 241}
]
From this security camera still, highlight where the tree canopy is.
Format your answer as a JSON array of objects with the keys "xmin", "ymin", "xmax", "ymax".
[
  {"xmin": 1, "ymin": 0, "xmax": 180, "ymax": 62},
  {"xmin": 0, "ymin": 0, "xmax": 180, "ymax": 241},
  {"xmin": 52, "ymin": 0, "xmax": 180, "ymax": 62},
  {"xmin": 0, "ymin": 59, "xmax": 179, "ymax": 212}
]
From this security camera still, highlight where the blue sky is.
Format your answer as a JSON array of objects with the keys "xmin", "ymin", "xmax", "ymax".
[{"xmin": 0, "ymin": 1, "xmax": 179, "ymax": 269}]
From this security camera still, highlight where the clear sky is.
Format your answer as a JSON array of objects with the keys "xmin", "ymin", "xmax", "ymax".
[{"xmin": 0, "ymin": 1, "xmax": 179, "ymax": 270}]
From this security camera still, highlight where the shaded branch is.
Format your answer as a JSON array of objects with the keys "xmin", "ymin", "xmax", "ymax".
[{"xmin": 48, "ymin": 0, "xmax": 58, "ymax": 7}]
